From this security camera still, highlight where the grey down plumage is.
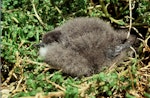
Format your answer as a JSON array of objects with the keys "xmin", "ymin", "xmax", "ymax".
[{"xmin": 38, "ymin": 17, "xmax": 137, "ymax": 77}]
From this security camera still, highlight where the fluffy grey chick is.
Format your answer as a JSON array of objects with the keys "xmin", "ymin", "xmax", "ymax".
[{"xmin": 37, "ymin": 17, "xmax": 136, "ymax": 77}]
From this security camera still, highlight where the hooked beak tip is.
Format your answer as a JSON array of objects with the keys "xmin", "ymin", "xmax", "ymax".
[{"xmin": 34, "ymin": 43, "xmax": 44, "ymax": 48}]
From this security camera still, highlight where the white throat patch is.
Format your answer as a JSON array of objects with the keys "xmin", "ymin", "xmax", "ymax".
[{"xmin": 39, "ymin": 46, "xmax": 48, "ymax": 57}]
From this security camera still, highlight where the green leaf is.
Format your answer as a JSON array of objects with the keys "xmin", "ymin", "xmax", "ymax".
[
  {"xmin": 65, "ymin": 85, "xmax": 79, "ymax": 98},
  {"xmin": 126, "ymin": 93, "xmax": 136, "ymax": 98}
]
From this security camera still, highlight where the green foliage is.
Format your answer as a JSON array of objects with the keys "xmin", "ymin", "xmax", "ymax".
[
  {"xmin": 13, "ymin": 72, "xmax": 62, "ymax": 97},
  {"xmin": 96, "ymin": 72, "xmax": 118, "ymax": 96},
  {"xmin": 51, "ymin": 72, "xmax": 64, "ymax": 84},
  {"xmin": 126, "ymin": 93, "xmax": 136, "ymax": 98},
  {"xmin": 144, "ymin": 92, "xmax": 150, "ymax": 98},
  {"xmin": 65, "ymin": 85, "xmax": 79, "ymax": 98},
  {"xmin": 136, "ymin": 1, "xmax": 150, "ymax": 24}
]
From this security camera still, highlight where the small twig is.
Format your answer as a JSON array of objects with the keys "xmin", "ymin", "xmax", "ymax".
[
  {"xmin": 12, "ymin": 17, "xmax": 19, "ymax": 23},
  {"xmin": 128, "ymin": 66, "xmax": 135, "ymax": 90},
  {"xmin": 18, "ymin": 40, "xmax": 25, "ymax": 49},
  {"xmin": 47, "ymin": 91, "xmax": 65, "ymax": 98},
  {"xmin": 3, "ymin": 51, "xmax": 25, "ymax": 94},
  {"xmin": 24, "ymin": 59, "xmax": 51, "ymax": 68},
  {"xmin": 106, "ymin": 63, "xmax": 117, "ymax": 73},
  {"xmin": 20, "ymin": 91, "xmax": 65, "ymax": 98},
  {"xmin": 46, "ymin": 70, "xmax": 62, "ymax": 79},
  {"xmin": 12, "ymin": 77, "xmax": 24, "ymax": 94},
  {"xmin": 88, "ymin": 5, "xmax": 102, "ymax": 10},
  {"xmin": 3, "ymin": 52, "xmax": 22, "ymax": 84},
  {"xmin": 2, "ymin": 8, "xmax": 21, "ymax": 13},
  {"xmin": 79, "ymin": 82, "xmax": 94, "ymax": 97},
  {"xmin": 127, "ymin": 0, "xmax": 133, "ymax": 39},
  {"xmin": 46, "ymin": 80, "xmax": 66, "ymax": 91},
  {"xmin": 81, "ymin": 74, "xmax": 98, "ymax": 82},
  {"xmin": 137, "ymin": 72, "xmax": 150, "ymax": 77},
  {"xmin": 138, "ymin": 35, "xmax": 150, "ymax": 52},
  {"xmin": 130, "ymin": 46, "xmax": 137, "ymax": 59},
  {"xmin": 32, "ymin": 0, "xmax": 45, "ymax": 27},
  {"xmin": 139, "ymin": 62, "xmax": 150, "ymax": 71},
  {"xmin": 55, "ymin": 6, "xmax": 62, "ymax": 14},
  {"xmin": 132, "ymin": 27, "xmax": 144, "ymax": 39},
  {"xmin": 16, "ymin": 65, "xmax": 24, "ymax": 89}
]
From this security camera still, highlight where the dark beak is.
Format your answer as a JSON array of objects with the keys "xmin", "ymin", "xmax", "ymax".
[{"xmin": 34, "ymin": 43, "xmax": 45, "ymax": 48}]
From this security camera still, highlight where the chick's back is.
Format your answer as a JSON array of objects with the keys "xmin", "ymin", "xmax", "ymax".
[{"xmin": 40, "ymin": 17, "xmax": 136, "ymax": 77}]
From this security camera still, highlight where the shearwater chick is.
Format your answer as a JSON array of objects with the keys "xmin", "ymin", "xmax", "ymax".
[{"xmin": 37, "ymin": 17, "xmax": 137, "ymax": 77}]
